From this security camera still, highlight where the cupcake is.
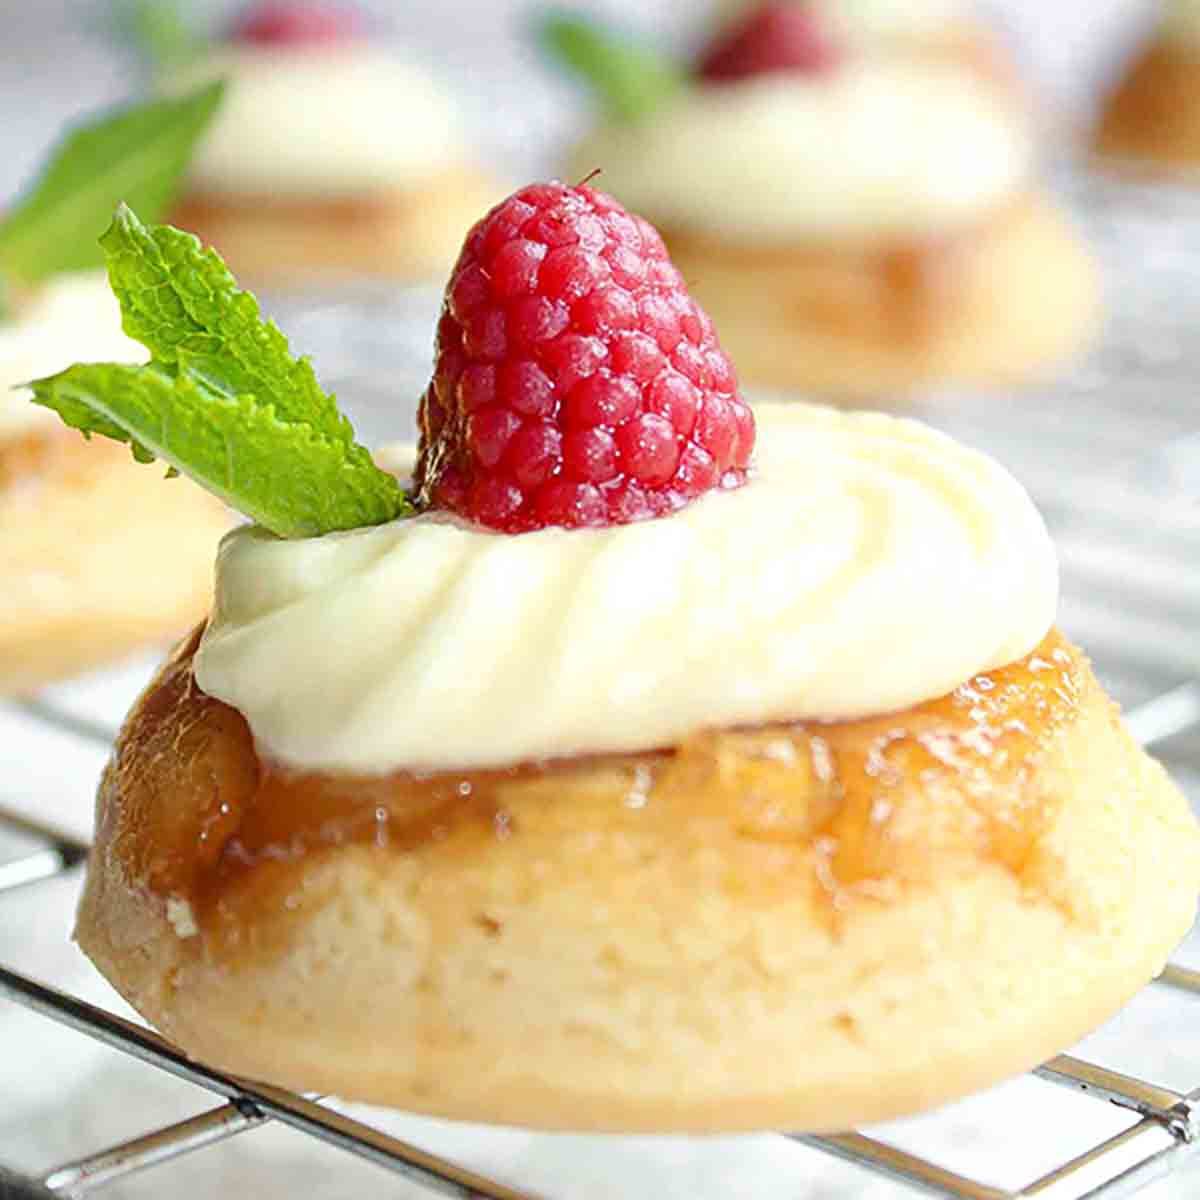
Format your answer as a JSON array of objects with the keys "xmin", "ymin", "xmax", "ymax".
[
  {"xmin": 44, "ymin": 185, "xmax": 1197, "ymax": 1132},
  {"xmin": 0, "ymin": 85, "xmax": 231, "ymax": 694},
  {"xmin": 546, "ymin": 3, "xmax": 1099, "ymax": 400},
  {"xmin": 711, "ymin": 0, "xmax": 1016, "ymax": 66},
  {"xmin": 163, "ymin": 1, "xmax": 499, "ymax": 283},
  {"xmin": 1093, "ymin": 0, "xmax": 1200, "ymax": 175}
]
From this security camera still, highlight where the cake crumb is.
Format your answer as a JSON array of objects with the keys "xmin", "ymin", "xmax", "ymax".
[{"xmin": 166, "ymin": 896, "xmax": 198, "ymax": 939}]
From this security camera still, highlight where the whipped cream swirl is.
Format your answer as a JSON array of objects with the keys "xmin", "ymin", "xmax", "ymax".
[
  {"xmin": 0, "ymin": 273, "xmax": 143, "ymax": 438},
  {"xmin": 195, "ymin": 404, "xmax": 1057, "ymax": 775},
  {"xmin": 168, "ymin": 46, "xmax": 464, "ymax": 199},
  {"xmin": 569, "ymin": 60, "xmax": 1030, "ymax": 242}
]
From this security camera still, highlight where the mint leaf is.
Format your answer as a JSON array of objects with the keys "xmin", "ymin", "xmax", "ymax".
[
  {"xmin": 537, "ymin": 12, "xmax": 684, "ymax": 124},
  {"xmin": 0, "ymin": 81, "xmax": 223, "ymax": 285},
  {"xmin": 31, "ymin": 364, "xmax": 404, "ymax": 538},
  {"xmin": 28, "ymin": 206, "xmax": 409, "ymax": 539},
  {"xmin": 100, "ymin": 204, "xmax": 355, "ymax": 447}
]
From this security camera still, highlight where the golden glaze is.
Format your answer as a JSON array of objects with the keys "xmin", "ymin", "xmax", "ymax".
[
  {"xmin": 108, "ymin": 627, "xmax": 1084, "ymax": 959},
  {"xmin": 653, "ymin": 193, "xmax": 1098, "ymax": 399},
  {"xmin": 1094, "ymin": 41, "xmax": 1200, "ymax": 171},
  {"xmin": 79, "ymin": 618, "xmax": 1200, "ymax": 1132},
  {"xmin": 662, "ymin": 206, "xmax": 1002, "ymax": 352}
]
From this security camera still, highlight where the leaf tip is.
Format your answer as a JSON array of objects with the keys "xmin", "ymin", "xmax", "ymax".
[
  {"xmin": 101, "ymin": 201, "xmax": 141, "ymax": 257},
  {"xmin": 111, "ymin": 199, "xmax": 138, "ymax": 230}
]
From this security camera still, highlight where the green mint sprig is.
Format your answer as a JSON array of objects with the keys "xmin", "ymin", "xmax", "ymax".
[
  {"xmin": 29, "ymin": 205, "xmax": 410, "ymax": 540},
  {"xmin": 0, "ymin": 81, "xmax": 223, "ymax": 286},
  {"xmin": 537, "ymin": 11, "xmax": 684, "ymax": 124}
]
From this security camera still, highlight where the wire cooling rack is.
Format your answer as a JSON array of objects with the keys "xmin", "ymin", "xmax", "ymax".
[
  {"xmin": 0, "ymin": 687, "xmax": 1197, "ymax": 1200},
  {"xmin": 1, "ymin": 172, "xmax": 1199, "ymax": 1198}
]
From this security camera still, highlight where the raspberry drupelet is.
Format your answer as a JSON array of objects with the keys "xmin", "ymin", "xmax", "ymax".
[{"xmin": 414, "ymin": 182, "xmax": 756, "ymax": 533}]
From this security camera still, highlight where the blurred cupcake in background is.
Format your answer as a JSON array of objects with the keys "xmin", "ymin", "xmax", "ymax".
[
  {"xmin": 0, "ymin": 85, "xmax": 232, "ymax": 694},
  {"xmin": 1093, "ymin": 0, "xmax": 1200, "ymax": 176},
  {"xmin": 157, "ymin": 2, "xmax": 499, "ymax": 283},
  {"xmin": 544, "ymin": 1, "xmax": 1099, "ymax": 401},
  {"xmin": 711, "ymin": 0, "xmax": 1021, "ymax": 84}
]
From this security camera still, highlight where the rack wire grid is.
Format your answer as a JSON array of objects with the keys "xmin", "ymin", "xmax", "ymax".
[{"xmin": 1, "ymin": 172, "xmax": 1199, "ymax": 1200}]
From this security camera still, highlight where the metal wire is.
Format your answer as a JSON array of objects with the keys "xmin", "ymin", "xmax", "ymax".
[
  {"xmin": 0, "ymin": 806, "xmax": 87, "ymax": 894},
  {"xmin": 39, "ymin": 1105, "xmax": 266, "ymax": 1195},
  {"xmin": 1034, "ymin": 1059, "xmax": 1196, "ymax": 1140},
  {"xmin": 0, "ymin": 687, "xmax": 1196, "ymax": 1200},
  {"xmin": 0, "ymin": 961, "xmax": 535, "ymax": 1199}
]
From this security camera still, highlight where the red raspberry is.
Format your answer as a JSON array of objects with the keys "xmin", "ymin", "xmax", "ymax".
[
  {"xmin": 697, "ymin": 3, "xmax": 839, "ymax": 84},
  {"xmin": 415, "ymin": 183, "xmax": 755, "ymax": 533},
  {"xmin": 230, "ymin": 1, "xmax": 364, "ymax": 45}
]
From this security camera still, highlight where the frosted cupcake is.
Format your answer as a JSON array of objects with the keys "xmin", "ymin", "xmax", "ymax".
[
  {"xmin": 0, "ymin": 86, "xmax": 231, "ymax": 693},
  {"xmin": 548, "ymin": 2, "xmax": 1098, "ymax": 400},
  {"xmin": 38, "ymin": 187, "xmax": 1196, "ymax": 1132},
  {"xmin": 165, "ymin": 2, "xmax": 499, "ymax": 282}
]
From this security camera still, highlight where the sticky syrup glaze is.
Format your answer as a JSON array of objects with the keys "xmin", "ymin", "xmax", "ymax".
[
  {"xmin": 103, "ymin": 627, "xmax": 1084, "ymax": 953},
  {"xmin": 661, "ymin": 205, "xmax": 1006, "ymax": 349},
  {"xmin": 1094, "ymin": 41, "xmax": 1200, "ymax": 170}
]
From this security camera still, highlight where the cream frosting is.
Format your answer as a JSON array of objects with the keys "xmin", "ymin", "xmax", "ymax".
[
  {"xmin": 168, "ymin": 46, "xmax": 464, "ymax": 199},
  {"xmin": 569, "ymin": 61, "xmax": 1030, "ymax": 242},
  {"xmin": 194, "ymin": 403, "xmax": 1057, "ymax": 775},
  {"xmin": 0, "ymin": 273, "xmax": 143, "ymax": 438}
]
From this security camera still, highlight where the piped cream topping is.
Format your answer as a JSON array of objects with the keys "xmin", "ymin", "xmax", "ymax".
[
  {"xmin": 0, "ymin": 273, "xmax": 143, "ymax": 438},
  {"xmin": 568, "ymin": 60, "xmax": 1030, "ymax": 242},
  {"xmin": 195, "ymin": 403, "xmax": 1057, "ymax": 775},
  {"xmin": 168, "ymin": 46, "xmax": 464, "ymax": 199}
]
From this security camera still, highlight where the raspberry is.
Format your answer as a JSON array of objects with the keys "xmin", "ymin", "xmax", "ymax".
[
  {"xmin": 415, "ymin": 183, "xmax": 754, "ymax": 532},
  {"xmin": 230, "ymin": 1, "xmax": 364, "ymax": 45},
  {"xmin": 696, "ymin": 3, "xmax": 839, "ymax": 84}
]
